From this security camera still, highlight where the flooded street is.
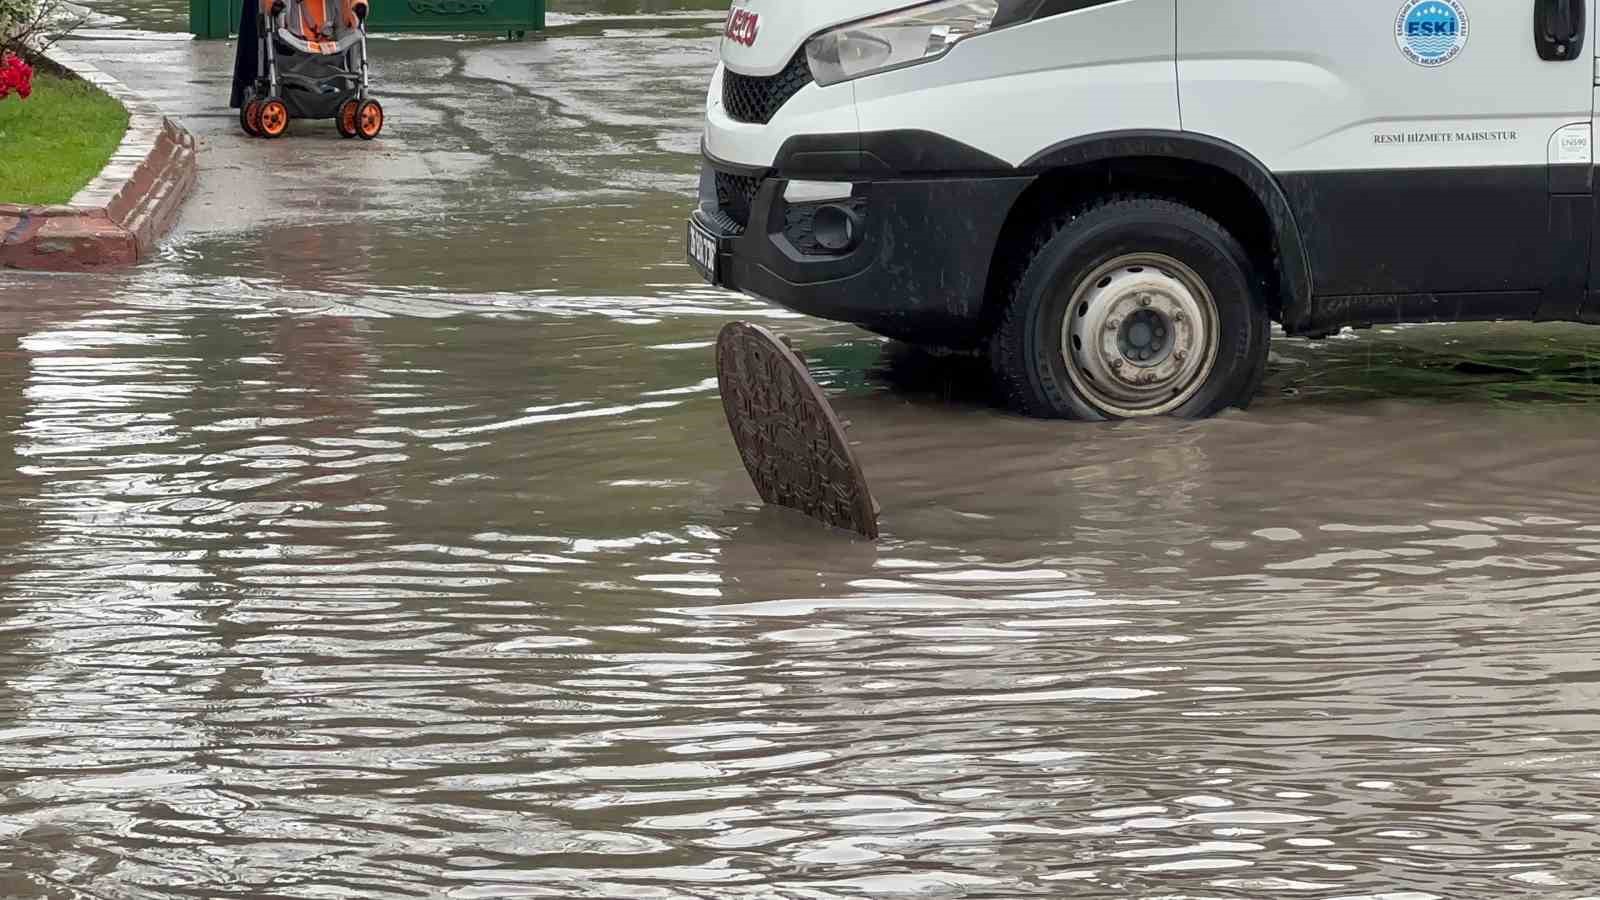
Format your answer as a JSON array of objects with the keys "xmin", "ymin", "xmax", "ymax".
[{"xmin": 9, "ymin": 4, "xmax": 1600, "ymax": 898}]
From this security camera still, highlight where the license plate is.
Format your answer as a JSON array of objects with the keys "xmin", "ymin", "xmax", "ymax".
[{"xmin": 687, "ymin": 219, "xmax": 719, "ymax": 284}]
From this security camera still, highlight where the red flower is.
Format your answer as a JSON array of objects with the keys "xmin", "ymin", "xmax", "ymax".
[{"xmin": 0, "ymin": 52, "xmax": 32, "ymax": 102}]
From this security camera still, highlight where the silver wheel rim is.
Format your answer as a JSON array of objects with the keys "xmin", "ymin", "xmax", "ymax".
[{"xmin": 1061, "ymin": 253, "xmax": 1220, "ymax": 418}]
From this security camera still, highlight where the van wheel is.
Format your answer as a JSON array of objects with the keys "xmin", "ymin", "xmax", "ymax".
[{"xmin": 990, "ymin": 196, "xmax": 1270, "ymax": 420}]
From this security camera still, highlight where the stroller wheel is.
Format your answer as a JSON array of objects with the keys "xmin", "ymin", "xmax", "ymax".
[
  {"xmin": 336, "ymin": 99, "xmax": 359, "ymax": 139},
  {"xmin": 259, "ymin": 98, "xmax": 290, "ymax": 139},
  {"xmin": 240, "ymin": 97, "xmax": 262, "ymax": 137},
  {"xmin": 355, "ymin": 99, "xmax": 383, "ymax": 141}
]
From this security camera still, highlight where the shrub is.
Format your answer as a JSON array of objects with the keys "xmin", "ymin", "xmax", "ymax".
[
  {"xmin": 1, "ymin": 0, "xmax": 86, "ymax": 58},
  {"xmin": 0, "ymin": 0, "xmax": 32, "ymax": 34}
]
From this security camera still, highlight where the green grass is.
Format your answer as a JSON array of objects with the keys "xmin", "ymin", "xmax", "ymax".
[{"xmin": 0, "ymin": 72, "xmax": 129, "ymax": 206}]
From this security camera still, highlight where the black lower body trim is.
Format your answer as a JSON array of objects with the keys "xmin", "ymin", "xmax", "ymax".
[
  {"xmin": 693, "ymin": 160, "xmax": 1032, "ymax": 344},
  {"xmin": 1311, "ymin": 291, "xmax": 1543, "ymax": 333},
  {"xmin": 1279, "ymin": 164, "xmax": 1593, "ymax": 331},
  {"xmin": 694, "ymin": 150, "xmax": 1600, "ymax": 339},
  {"xmin": 775, "ymin": 130, "xmax": 1012, "ymax": 179},
  {"xmin": 1279, "ymin": 165, "xmax": 1552, "ymax": 298}
]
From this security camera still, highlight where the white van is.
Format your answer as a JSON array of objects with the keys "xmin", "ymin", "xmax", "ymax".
[{"xmin": 687, "ymin": 0, "xmax": 1596, "ymax": 419}]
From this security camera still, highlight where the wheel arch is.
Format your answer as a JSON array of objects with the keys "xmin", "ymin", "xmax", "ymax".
[{"xmin": 985, "ymin": 130, "xmax": 1314, "ymax": 334}]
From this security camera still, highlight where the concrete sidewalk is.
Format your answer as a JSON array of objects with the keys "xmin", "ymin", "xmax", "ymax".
[
  {"xmin": 61, "ymin": 28, "xmax": 437, "ymax": 237},
  {"xmin": 58, "ymin": 12, "xmax": 716, "ymax": 246}
]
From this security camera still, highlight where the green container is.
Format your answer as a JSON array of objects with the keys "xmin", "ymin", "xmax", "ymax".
[
  {"xmin": 369, "ymin": 0, "xmax": 543, "ymax": 36},
  {"xmin": 191, "ymin": 0, "xmax": 232, "ymax": 39},
  {"xmin": 192, "ymin": 0, "xmax": 544, "ymax": 38}
]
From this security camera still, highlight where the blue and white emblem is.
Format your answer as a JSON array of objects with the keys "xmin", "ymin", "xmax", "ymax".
[{"xmin": 1396, "ymin": 1, "xmax": 1469, "ymax": 67}]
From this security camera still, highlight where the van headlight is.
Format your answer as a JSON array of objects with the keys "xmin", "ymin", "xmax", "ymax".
[{"xmin": 804, "ymin": 0, "xmax": 1001, "ymax": 87}]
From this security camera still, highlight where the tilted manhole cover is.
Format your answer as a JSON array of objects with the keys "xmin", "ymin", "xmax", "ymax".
[{"xmin": 716, "ymin": 321, "xmax": 879, "ymax": 540}]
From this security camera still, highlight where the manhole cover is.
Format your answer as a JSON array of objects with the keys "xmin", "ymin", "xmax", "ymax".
[{"xmin": 716, "ymin": 322, "xmax": 879, "ymax": 540}]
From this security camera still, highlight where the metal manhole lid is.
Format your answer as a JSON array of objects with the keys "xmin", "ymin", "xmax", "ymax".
[{"xmin": 716, "ymin": 322, "xmax": 879, "ymax": 540}]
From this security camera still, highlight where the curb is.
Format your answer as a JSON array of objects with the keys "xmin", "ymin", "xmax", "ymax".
[{"xmin": 0, "ymin": 46, "xmax": 197, "ymax": 272}]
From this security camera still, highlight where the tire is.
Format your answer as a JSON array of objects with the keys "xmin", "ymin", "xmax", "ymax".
[
  {"xmin": 336, "ymin": 99, "xmax": 359, "ymax": 138},
  {"xmin": 258, "ymin": 98, "xmax": 290, "ymax": 139},
  {"xmin": 239, "ymin": 91, "xmax": 260, "ymax": 136},
  {"xmin": 243, "ymin": 98, "xmax": 265, "ymax": 137},
  {"xmin": 990, "ymin": 196, "xmax": 1270, "ymax": 420},
  {"xmin": 355, "ymin": 99, "xmax": 383, "ymax": 140}
]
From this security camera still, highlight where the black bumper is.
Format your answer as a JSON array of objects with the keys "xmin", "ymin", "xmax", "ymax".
[{"xmin": 689, "ymin": 159, "xmax": 1033, "ymax": 344}]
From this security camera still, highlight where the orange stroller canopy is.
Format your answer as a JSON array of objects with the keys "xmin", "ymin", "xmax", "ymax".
[{"xmin": 279, "ymin": 0, "xmax": 369, "ymax": 55}]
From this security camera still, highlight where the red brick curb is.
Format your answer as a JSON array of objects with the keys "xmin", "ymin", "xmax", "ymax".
[{"xmin": 0, "ymin": 47, "xmax": 197, "ymax": 272}]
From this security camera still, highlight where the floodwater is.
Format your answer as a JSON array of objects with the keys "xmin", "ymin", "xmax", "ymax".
[{"xmin": 7, "ymin": 6, "xmax": 1600, "ymax": 900}]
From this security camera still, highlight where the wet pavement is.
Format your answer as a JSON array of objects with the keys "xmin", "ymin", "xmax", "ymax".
[{"xmin": 7, "ymin": 4, "xmax": 1600, "ymax": 898}]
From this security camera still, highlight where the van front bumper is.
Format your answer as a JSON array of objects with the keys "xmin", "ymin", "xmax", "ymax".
[{"xmin": 687, "ymin": 157, "xmax": 1033, "ymax": 345}]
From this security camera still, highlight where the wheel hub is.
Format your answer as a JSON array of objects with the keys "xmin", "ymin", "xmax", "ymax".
[
  {"xmin": 1063, "ymin": 254, "xmax": 1219, "ymax": 417},
  {"xmin": 1118, "ymin": 307, "xmax": 1172, "ymax": 367}
]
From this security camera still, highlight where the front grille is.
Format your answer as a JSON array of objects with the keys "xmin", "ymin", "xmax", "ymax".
[
  {"xmin": 701, "ymin": 206, "xmax": 746, "ymax": 237},
  {"xmin": 715, "ymin": 171, "xmax": 764, "ymax": 227},
  {"xmin": 722, "ymin": 48, "xmax": 814, "ymax": 125}
]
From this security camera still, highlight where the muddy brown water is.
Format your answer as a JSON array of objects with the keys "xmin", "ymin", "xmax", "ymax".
[{"xmin": 7, "ymin": 6, "xmax": 1600, "ymax": 899}]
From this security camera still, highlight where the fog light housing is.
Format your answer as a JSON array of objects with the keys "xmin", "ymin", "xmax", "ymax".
[{"xmin": 813, "ymin": 203, "xmax": 862, "ymax": 252}]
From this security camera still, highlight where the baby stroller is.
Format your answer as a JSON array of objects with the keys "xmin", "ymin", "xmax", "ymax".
[{"xmin": 236, "ymin": 0, "xmax": 383, "ymax": 140}]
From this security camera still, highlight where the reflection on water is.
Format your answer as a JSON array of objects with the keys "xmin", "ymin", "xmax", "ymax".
[
  {"xmin": 9, "ymin": 262, "xmax": 1600, "ymax": 899},
  {"xmin": 7, "ymin": 5, "xmax": 1600, "ymax": 899}
]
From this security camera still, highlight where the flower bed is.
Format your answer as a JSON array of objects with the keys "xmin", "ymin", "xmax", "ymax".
[
  {"xmin": 0, "ymin": 53, "xmax": 128, "ymax": 206},
  {"xmin": 0, "ymin": 35, "xmax": 196, "ymax": 272},
  {"xmin": 1, "ymin": 49, "xmax": 30, "ymax": 97}
]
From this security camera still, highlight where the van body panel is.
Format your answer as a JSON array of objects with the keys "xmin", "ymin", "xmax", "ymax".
[
  {"xmin": 702, "ymin": 64, "xmax": 860, "ymax": 170},
  {"xmin": 855, "ymin": 0, "xmax": 1180, "ymax": 167},
  {"xmin": 1178, "ymin": 0, "xmax": 1595, "ymax": 303}
]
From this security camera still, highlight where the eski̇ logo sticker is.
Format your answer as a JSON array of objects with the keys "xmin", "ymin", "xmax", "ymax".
[{"xmin": 1396, "ymin": 1, "xmax": 1469, "ymax": 67}]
